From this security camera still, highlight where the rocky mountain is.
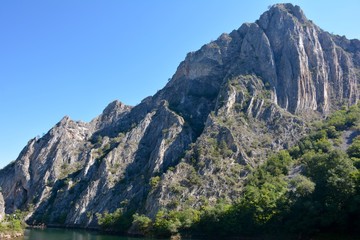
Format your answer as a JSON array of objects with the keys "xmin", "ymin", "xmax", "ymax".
[{"xmin": 0, "ymin": 3, "xmax": 359, "ymax": 228}]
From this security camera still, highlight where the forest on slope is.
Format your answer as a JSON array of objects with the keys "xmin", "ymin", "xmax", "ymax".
[
  {"xmin": 0, "ymin": 4, "xmax": 359, "ymax": 240},
  {"xmin": 97, "ymin": 104, "xmax": 360, "ymax": 239}
]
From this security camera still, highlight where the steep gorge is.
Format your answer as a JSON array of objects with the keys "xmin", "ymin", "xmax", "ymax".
[{"xmin": 0, "ymin": 3, "xmax": 359, "ymax": 228}]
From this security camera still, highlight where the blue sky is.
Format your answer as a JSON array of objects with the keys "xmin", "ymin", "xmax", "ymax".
[{"xmin": 0, "ymin": 0, "xmax": 359, "ymax": 168}]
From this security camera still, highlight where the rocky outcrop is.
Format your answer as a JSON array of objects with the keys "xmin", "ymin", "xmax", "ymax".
[
  {"xmin": 0, "ymin": 3, "xmax": 359, "ymax": 227},
  {"xmin": 0, "ymin": 192, "xmax": 5, "ymax": 221}
]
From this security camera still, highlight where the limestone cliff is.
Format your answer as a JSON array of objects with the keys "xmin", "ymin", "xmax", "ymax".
[
  {"xmin": 0, "ymin": 193, "xmax": 5, "ymax": 221},
  {"xmin": 0, "ymin": 3, "xmax": 359, "ymax": 227}
]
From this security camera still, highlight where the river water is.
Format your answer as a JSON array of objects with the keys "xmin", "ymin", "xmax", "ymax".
[{"xmin": 22, "ymin": 228, "xmax": 157, "ymax": 240}]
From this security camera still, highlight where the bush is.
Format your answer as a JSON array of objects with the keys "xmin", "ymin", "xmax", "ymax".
[
  {"xmin": 325, "ymin": 126, "xmax": 340, "ymax": 138},
  {"xmin": 96, "ymin": 208, "xmax": 131, "ymax": 232},
  {"xmin": 347, "ymin": 139, "xmax": 360, "ymax": 158},
  {"xmin": 149, "ymin": 176, "xmax": 161, "ymax": 189},
  {"xmin": 153, "ymin": 210, "xmax": 181, "ymax": 237},
  {"xmin": 0, "ymin": 209, "xmax": 27, "ymax": 234},
  {"xmin": 153, "ymin": 208, "xmax": 201, "ymax": 237},
  {"xmin": 289, "ymin": 175, "xmax": 315, "ymax": 198},
  {"xmin": 132, "ymin": 213, "xmax": 152, "ymax": 235}
]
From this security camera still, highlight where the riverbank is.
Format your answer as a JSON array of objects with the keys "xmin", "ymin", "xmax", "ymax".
[
  {"xmin": 0, "ymin": 231, "xmax": 23, "ymax": 239},
  {"xmin": 0, "ymin": 222, "xmax": 25, "ymax": 239},
  {"xmin": 0, "ymin": 210, "xmax": 27, "ymax": 239}
]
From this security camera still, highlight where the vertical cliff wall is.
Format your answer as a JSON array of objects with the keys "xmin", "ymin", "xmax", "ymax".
[{"xmin": 0, "ymin": 3, "xmax": 359, "ymax": 227}]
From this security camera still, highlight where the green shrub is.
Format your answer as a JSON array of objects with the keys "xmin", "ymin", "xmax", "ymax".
[
  {"xmin": 132, "ymin": 213, "xmax": 152, "ymax": 235},
  {"xmin": 96, "ymin": 208, "xmax": 131, "ymax": 232},
  {"xmin": 0, "ymin": 209, "xmax": 27, "ymax": 234},
  {"xmin": 347, "ymin": 139, "xmax": 360, "ymax": 158},
  {"xmin": 149, "ymin": 176, "xmax": 161, "ymax": 189},
  {"xmin": 153, "ymin": 210, "xmax": 181, "ymax": 237},
  {"xmin": 153, "ymin": 208, "xmax": 200, "ymax": 237},
  {"xmin": 289, "ymin": 175, "xmax": 315, "ymax": 197}
]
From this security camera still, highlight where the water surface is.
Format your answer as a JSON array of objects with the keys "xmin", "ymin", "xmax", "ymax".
[{"xmin": 23, "ymin": 228, "xmax": 155, "ymax": 240}]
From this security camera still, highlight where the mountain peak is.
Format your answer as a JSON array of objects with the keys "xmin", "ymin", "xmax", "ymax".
[
  {"xmin": 258, "ymin": 3, "xmax": 308, "ymax": 30},
  {"xmin": 0, "ymin": 4, "xmax": 359, "ymax": 233},
  {"xmin": 58, "ymin": 115, "xmax": 71, "ymax": 125},
  {"xmin": 102, "ymin": 100, "xmax": 128, "ymax": 116},
  {"xmin": 273, "ymin": 3, "xmax": 303, "ymax": 13},
  {"xmin": 271, "ymin": 3, "xmax": 306, "ymax": 20}
]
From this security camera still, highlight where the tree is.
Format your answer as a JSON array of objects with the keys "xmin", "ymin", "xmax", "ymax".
[
  {"xmin": 96, "ymin": 208, "xmax": 132, "ymax": 232},
  {"xmin": 347, "ymin": 139, "xmax": 360, "ymax": 159},
  {"xmin": 301, "ymin": 150, "xmax": 357, "ymax": 229},
  {"xmin": 132, "ymin": 213, "xmax": 152, "ymax": 235}
]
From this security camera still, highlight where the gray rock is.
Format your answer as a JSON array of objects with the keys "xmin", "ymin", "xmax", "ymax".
[
  {"xmin": 0, "ymin": 3, "xmax": 358, "ymax": 227},
  {"xmin": 0, "ymin": 192, "xmax": 5, "ymax": 221}
]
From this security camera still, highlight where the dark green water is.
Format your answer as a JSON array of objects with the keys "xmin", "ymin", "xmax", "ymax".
[
  {"xmin": 22, "ymin": 228, "xmax": 156, "ymax": 240},
  {"xmin": 20, "ymin": 228, "xmax": 355, "ymax": 240}
]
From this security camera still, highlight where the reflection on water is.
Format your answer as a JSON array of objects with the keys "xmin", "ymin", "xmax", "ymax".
[
  {"xmin": 20, "ymin": 228, "xmax": 359, "ymax": 240},
  {"xmin": 23, "ymin": 228, "xmax": 153, "ymax": 240}
]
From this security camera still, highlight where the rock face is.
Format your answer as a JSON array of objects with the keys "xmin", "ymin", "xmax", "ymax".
[
  {"xmin": 0, "ymin": 3, "xmax": 359, "ymax": 227},
  {"xmin": 0, "ymin": 192, "xmax": 5, "ymax": 221}
]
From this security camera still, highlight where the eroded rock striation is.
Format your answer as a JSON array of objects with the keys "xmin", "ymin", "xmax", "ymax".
[{"xmin": 0, "ymin": 3, "xmax": 359, "ymax": 227}]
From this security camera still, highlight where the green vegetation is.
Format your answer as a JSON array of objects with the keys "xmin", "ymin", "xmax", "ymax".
[
  {"xmin": 59, "ymin": 161, "xmax": 82, "ymax": 179},
  {"xmin": 95, "ymin": 104, "xmax": 360, "ymax": 239},
  {"xmin": 189, "ymin": 104, "xmax": 360, "ymax": 238},
  {"xmin": 0, "ymin": 210, "xmax": 27, "ymax": 236},
  {"xmin": 96, "ymin": 208, "xmax": 132, "ymax": 233},
  {"xmin": 132, "ymin": 214, "xmax": 152, "ymax": 235},
  {"xmin": 129, "ymin": 208, "xmax": 200, "ymax": 238},
  {"xmin": 153, "ymin": 208, "xmax": 200, "ymax": 238},
  {"xmin": 149, "ymin": 176, "xmax": 161, "ymax": 189}
]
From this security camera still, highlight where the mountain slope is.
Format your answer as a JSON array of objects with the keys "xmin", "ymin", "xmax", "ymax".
[{"xmin": 0, "ymin": 3, "xmax": 359, "ymax": 229}]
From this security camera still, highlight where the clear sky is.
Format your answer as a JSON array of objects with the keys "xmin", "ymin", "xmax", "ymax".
[{"xmin": 0, "ymin": 0, "xmax": 359, "ymax": 168}]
